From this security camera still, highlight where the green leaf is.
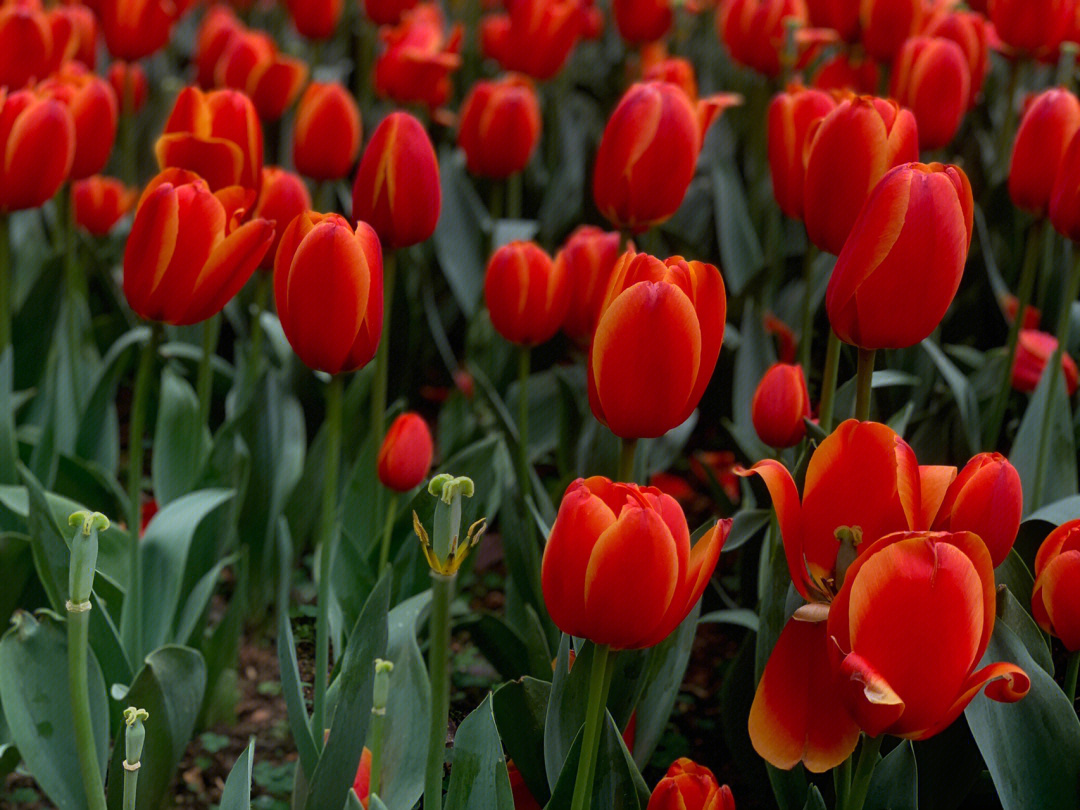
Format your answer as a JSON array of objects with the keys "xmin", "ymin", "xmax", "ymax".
[
  {"xmin": 865, "ymin": 740, "xmax": 917, "ymax": 810},
  {"xmin": 921, "ymin": 339, "xmax": 981, "ymax": 456},
  {"xmin": 0, "ymin": 611, "xmax": 109, "ymax": 810},
  {"xmin": 151, "ymin": 368, "xmax": 211, "ymax": 506},
  {"xmin": 1010, "ymin": 361, "xmax": 1077, "ymax": 514},
  {"xmin": 914, "ymin": 717, "xmax": 983, "ymax": 810},
  {"xmin": 465, "ymin": 613, "xmax": 548, "ymax": 682},
  {"xmin": 994, "ymin": 558, "xmax": 1053, "ymax": 675},
  {"xmin": 277, "ymin": 586, "xmax": 318, "ymax": 780},
  {"xmin": 219, "ymin": 738, "xmax": 255, "ymax": 810},
  {"xmin": 544, "ymin": 712, "xmax": 645, "ymax": 810},
  {"xmin": 730, "ymin": 303, "xmax": 776, "ymax": 462},
  {"xmin": 802, "ymin": 785, "xmax": 827, "ymax": 810},
  {"xmin": 699, "ymin": 609, "xmax": 760, "ymax": 632},
  {"xmin": 712, "ymin": 157, "xmax": 765, "ymax": 296},
  {"xmin": 723, "ymin": 509, "xmax": 771, "ymax": 553},
  {"xmin": 493, "ymin": 678, "xmax": 551, "ymax": 807},
  {"xmin": 445, "ymin": 694, "xmax": 514, "ymax": 810},
  {"xmin": 544, "ymin": 636, "xmax": 591, "ymax": 790},
  {"xmin": 433, "ymin": 149, "xmax": 487, "ymax": 317},
  {"xmin": 0, "ymin": 348, "xmax": 18, "ymax": 485}
]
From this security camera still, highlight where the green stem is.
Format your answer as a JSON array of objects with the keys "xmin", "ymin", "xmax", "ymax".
[
  {"xmin": 424, "ymin": 571, "xmax": 455, "ymax": 810},
  {"xmin": 833, "ymin": 754, "xmax": 852, "ymax": 809},
  {"xmin": 507, "ymin": 173, "xmax": 523, "ymax": 220},
  {"xmin": 1066, "ymin": 650, "xmax": 1079, "ymax": 704},
  {"xmin": 122, "ymin": 768, "xmax": 138, "ymax": 810},
  {"xmin": 244, "ymin": 271, "xmax": 272, "ymax": 392},
  {"xmin": 377, "ymin": 492, "xmax": 398, "ymax": 575},
  {"xmin": 312, "ymin": 373, "xmax": 344, "ymax": 747},
  {"xmin": 196, "ymin": 314, "xmax": 220, "ymax": 430},
  {"xmin": 986, "ymin": 220, "xmax": 1045, "ymax": 449},
  {"xmin": 997, "ymin": 60, "xmax": 1021, "ymax": 179},
  {"xmin": 854, "ymin": 348, "xmax": 876, "ymax": 422},
  {"xmin": 68, "ymin": 607, "xmax": 107, "ymax": 810},
  {"xmin": 843, "ymin": 734, "xmax": 883, "ymax": 810},
  {"xmin": 517, "ymin": 346, "xmax": 531, "ymax": 501},
  {"xmin": 618, "ymin": 438, "xmax": 638, "ymax": 482},
  {"xmin": 119, "ymin": 79, "xmax": 137, "ymax": 186},
  {"xmin": 568, "ymin": 644, "xmax": 616, "ymax": 810},
  {"xmin": 371, "ymin": 251, "xmax": 397, "ymax": 446},
  {"xmin": 1035, "ymin": 222, "xmax": 1058, "ymax": 318},
  {"xmin": 818, "ymin": 329, "xmax": 842, "ymax": 432},
  {"xmin": 0, "ymin": 215, "xmax": 9, "ymax": 353},
  {"xmin": 799, "ymin": 244, "xmax": 817, "ymax": 373},
  {"xmin": 368, "ymin": 709, "xmax": 386, "ymax": 799},
  {"xmin": 60, "ymin": 186, "xmax": 88, "ymax": 400}
]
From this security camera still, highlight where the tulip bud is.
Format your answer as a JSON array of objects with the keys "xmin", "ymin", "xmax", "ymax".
[
  {"xmin": 990, "ymin": 0, "xmax": 1073, "ymax": 55},
  {"xmin": 810, "ymin": 52, "xmax": 881, "ymax": 94},
  {"xmin": 1009, "ymin": 88, "xmax": 1080, "ymax": 216},
  {"xmin": 99, "ymin": 0, "xmax": 180, "ymax": 61},
  {"xmin": 1012, "ymin": 329, "xmax": 1080, "ymax": 395},
  {"xmin": 293, "ymin": 83, "xmax": 362, "ymax": 181},
  {"xmin": 458, "ymin": 75, "xmax": 542, "ymax": 180},
  {"xmin": 0, "ymin": 4, "xmax": 53, "ymax": 91},
  {"xmin": 364, "ymin": 0, "xmax": 419, "ymax": 25},
  {"xmin": 73, "ymin": 176, "xmax": 137, "ymax": 237},
  {"xmin": 274, "ymin": 212, "xmax": 383, "ymax": 375},
  {"xmin": 859, "ymin": 0, "xmax": 921, "ymax": 61},
  {"xmin": 752, "ymin": 363, "xmax": 811, "ymax": 448},
  {"xmin": 67, "ymin": 510, "xmax": 109, "ymax": 606},
  {"xmin": 122, "ymin": 707, "xmax": 149, "ymax": 769},
  {"xmin": 642, "ymin": 56, "xmax": 699, "ymax": 100},
  {"xmin": 108, "ymin": 61, "xmax": 149, "ymax": 115},
  {"xmin": 922, "ymin": 9, "xmax": 990, "ymax": 105},
  {"xmin": 613, "ymin": 0, "xmax": 673, "ymax": 45},
  {"xmin": 889, "ymin": 37, "xmax": 971, "ymax": 150},
  {"xmin": 931, "ymin": 453, "xmax": 1023, "ymax": 568},
  {"xmin": 1032, "ymin": 519, "xmax": 1080, "ymax": 650},
  {"xmin": 215, "ymin": 29, "xmax": 309, "ymax": 122},
  {"xmin": 554, "ymin": 226, "xmax": 622, "ymax": 343},
  {"xmin": 194, "ymin": 5, "xmax": 244, "ymax": 89},
  {"xmin": 39, "ymin": 64, "xmax": 120, "ymax": 181},
  {"xmin": 479, "ymin": 0, "xmax": 584, "ymax": 80},
  {"xmin": 589, "ymin": 252, "xmax": 727, "ymax": 439},
  {"xmin": 0, "ymin": 88, "xmax": 76, "ymax": 213},
  {"xmin": 805, "ymin": 0, "xmax": 859, "ymax": 41},
  {"xmin": 484, "ymin": 241, "xmax": 570, "ymax": 346},
  {"xmin": 1050, "ymin": 128, "xmax": 1080, "ymax": 240},
  {"xmin": 352, "ymin": 747, "xmax": 373, "ymax": 807},
  {"xmin": 646, "ymin": 758, "xmax": 736, "ymax": 810},
  {"xmin": 717, "ymin": 0, "xmax": 809, "ymax": 78},
  {"xmin": 373, "ymin": 4, "xmax": 463, "ymax": 112},
  {"xmin": 48, "ymin": 4, "xmax": 98, "ymax": 72},
  {"xmin": 377, "ymin": 412, "xmax": 434, "ymax": 492},
  {"xmin": 124, "ymin": 170, "xmax": 275, "ymax": 325},
  {"xmin": 251, "ymin": 167, "xmax": 311, "ymax": 270},
  {"xmin": 802, "ymin": 95, "xmax": 919, "ymax": 255},
  {"xmin": 353, "ymin": 113, "xmax": 440, "ymax": 249},
  {"xmin": 286, "ymin": 0, "xmax": 343, "ymax": 40},
  {"xmin": 826, "ymin": 162, "xmax": 973, "ymax": 350},
  {"xmin": 767, "ymin": 85, "xmax": 837, "ymax": 221}
]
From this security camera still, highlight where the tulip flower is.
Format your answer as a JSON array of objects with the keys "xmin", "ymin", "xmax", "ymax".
[
  {"xmin": 990, "ymin": 0, "xmax": 1073, "ymax": 55},
  {"xmin": 717, "ymin": 0, "xmax": 809, "ymax": 78},
  {"xmin": 928, "ymin": 453, "xmax": 1022, "ymax": 568},
  {"xmin": 1012, "ymin": 329, "xmax": 1080, "ymax": 395},
  {"xmin": 1009, "ymin": 88, "xmax": 1080, "ymax": 217},
  {"xmin": 890, "ymin": 37, "xmax": 971, "ymax": 150},
  {"xmin": 802, "ymin": 95, "xmax": 918, "ymax": 255},
  {"xmin": 124, "ymin": 169, "xmax": 274, "ymax": 325},
  {"xmin": 647, "ymin": 758, "xmax": 736, "ymax": 810},
  {"xmin": 195, "ymin": 5, "xmax": 246, "ymax": 89},
  {"xmin": 108, "ymin": 61, "xmax": 149, "ymax": 115},
  {"xmin": 810, "ymin": 52, "xmax": 880, "ymax": 94},
  {"xmin": 859, "ymin": 0, "xmax": 921, "ymax": 61},
  {"xmin": 922, "ymin": 8, "xmax": 990, "ymax": 105},
  {"xmin": 613, "ymin": 0, "xmax": 673, "ymax": 45},
  {"xmin": 1032, "ymin": 519, "xmax": 1080, "ymax": 650},
  {"xmin": 352, "ymin": 746, "xmax": 372, "ymax": 808},
  {"xmin": 214, "ymin": 29, "xmax": 309, "ymax": 121},
  {"xmin": 292, "ymin": 83, "xmax": 362, "ymax": 181},
  {"xmin": 251, "ymin": 167, "xmax": 311, "ymax": 270},
  {"xmin": 0, "ymin": 3, "xmax": 53, "ymax": 91},
  {"xmin": 39, "ymin": 63, "xmax": 120, "ymax": 181},
  {"xmin": 48, "ymin": 4, "xmax": 98, "ymax": 72},
  {"xmin": 458, "ymin": 75, "xmax": 542, "ymax": 179},
  {"xmin": 364, "ymin": 0, "xmax": 419, "ymax": 25},
  {"xmin": 554, "ymin": 226, "xmax": 622, "ymax": 343},
  {"xmin": 480, "ymin": 0, "xmax": 584, "ymax": 80},
  {"xmin": 377, "ymin": 412, "xmax": 434, "ymax": 492},
  {"xmin": 274, "ymin": 211, "xmax": 383, "ymax": 375},
  {"xmin": 805, "ymin": 0, "xmax": 859, "ymax": 41},
  {"xmin": 373, "ymin": 4, "xmax": 463, "ymax": 112},
  {"xmin": 285, "ymin": 0, "xmax": 343, "ymax": 40},
  {"xmin": 1050, "ymin": 128, "xmax": 1080, "ymax": 241},
  {"xmin": 0, "ymin": 88, "xmax": 76, "ymax": 213},
  {"xmin": 642, "ymin": 56, "xmax": 699, "ymax": 100},
  {"xmin": 72, "ymin": 175, "xmax": 136, "ymax": 236},
  {"xmin": 828, "ymin": 530, "xmax": 1029, "ymax": 739},
  {"xmin": 542, "ymin": 477, "xmax": 729, "ymax": 650},
  {"xmin": 825, "ymin": 162, "xmax": 973, "ymax": 350},
  {"xmin": 767, "ymin": 85, "xmax": 837, "ymax": 221},
  {"xmin": 484, "ymin": 241, "xmax": 570, "ymax": 346},
  {"xmin": 99, "ymin": 0, "xmax": 182, "ymax": 61},
  {"xmin": 589, "ymin": 252, "xmax": 726, "ymax": 439},
  {"xmin": 352, "ymin": 112, "xmax": 441, "ymax": 250},
  {"xmin": 752, "ymin": 363, "xmax": 810, "ymax": 448}
]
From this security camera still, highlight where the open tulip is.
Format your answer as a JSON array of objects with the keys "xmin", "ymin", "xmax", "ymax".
[
  {"xmin": 484, "ymin": 241, "xmax": 569, "ymax": 346},
  {"xmin": 251, "ymin": 167, "xmax": 311, "ymax": 270},
  {"xmin": 0, "ymin": 88, "xmax": 76, "ymax": 213},
  {"xmin": 889, "ymin": 37, "xmax": 970, "ymax": 150},
  {"xmin": 458, "ymin": 75, "xmax": 542, "ymax": 179},
  {"xmin": 717, "ymin": 0, "xmax": 809, "ymax": 78},
  {"xmin": 1009, "ymin": 88, "xmax": 1080, "ymax": 217},
  {"xmin": 108, "ymin": 61, "xmax": 148, "ymax": 115},
  {"xmin": 825, "ymin": 162, "xmax": 973, "ymax": 350},
  {"xmin": 273, "ymin": 211, "xmax": 383, "ymax": 375},
  {"xmin": 286, "ymin": 0, "xmax": 343, "ymax": 40},
  {"xmin": 647, "ymin": 758, "xmax": 735, "ymax": 810},
  {"xmin": 929, "ymin": 453, "xmax": 1022, "ymax": 568},
  {"xmin": 123, "ymin": 169, "xmax": 274, "ymax": 325},
  {"xmin": 767, "ymin": 85, "xmax": 837, "ymax": 221},
  {"xmin": 0, "ymin": 3, "xmax": 52, "ymax": 91},
  {"xmin": 1032, "ymin": 519, "xmax": 1080, "ymax": 650},
  {"xmin": 72, "ymin": 175, "xmax": 136, "ymax": 236},
  {"xmin": 990, "ymin": 0, "xmax": 1073, "ymax": 55},
  {"xmin": 480, "ymin": 0, "xmax": 583, "ymax": 80},
  {"xmin": 541, "ymin": 477, "xmax": 729, "ymax": 650},
  {"xmin": 214, "ymin": 29, "xmax": 309, "ymax": 121},
  {"xmin": 293, "ymin": 83, "xmax": 362, "ymax": 181},
  {"xmin": 859, "ymin": 0, "xmax": 920, "ymax": 61},
  {"xmin": 752, "ymin": 363, "xmax": 810, "ymax": 448},
  {"xmin": 589, "ymin": 252, "xmax": 726, "ymax": 439},
  {"xmin": 373, "ymin": 3, "xmax": 462, "ymax": 112},
  {"xmin": 39, "ymin": 63, "xmax": 120, "ymax": 181},
  {"xmin": 98, "ymin": 0, "xmax": 181, "ymax": 60},
  {"xmin": 555, "ymin": 226, "xmax": 621, "ymax": 343},
  {"xmin": 613, "ymin": 0, "xmax": 673, "ymax": 45},
  {"xmin": 377, "ymin": 412, "xmax": 434, "ymax": 492},
  {"xmin": 1011, "ymin": 329, "xmax": 1080, "ymax": 395}
]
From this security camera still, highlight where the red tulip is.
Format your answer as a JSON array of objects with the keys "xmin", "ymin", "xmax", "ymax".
[
  {"xmin": 0, "ymin": 3, "xmax": 52, "ymax": 91},
  {"xmin": 47, "ymin": 4, "xmax": 98, "ymax": 72},
  {"xmin": 293, "ymin": 83, "xmax": 362, "ymax": 181},
  {"xmin": 286, "ymin": 0, "xmax": 343, "ymax": 40},
  {"xmin": 508, "ymin": 760, "xmax": 543, "ymax": 810},
  {"xmin": 859, "ymin": 0, "xmax": 921, "ymax": 61},
  {"xmin": 989, "ymin": 0, "xmax": 1073, "ymax": 55},
  {"xmin": 717, "ymin": 0, "xmax": 809, "ymax": 78},
  {"xmin": 589, "ymin": 252, "xmax": 726, "ymax": 439},
  {"xmin": 251, "ymin": 167, "xmax": 311, "ymax": 271},
  {"xmin": 0, "ymin": 87, "xmax": 76, "ymax": 213},
  {"xmin": 352, "ymin": 112, "xmax": 441, "ymax": 249},
  {"xmin": 195, "ymin": 5, "xmax": 245, "ymax": 89},
  {"xmin": 458, "ymin": 75, "xmax": 542, "ymax": 179},
  {"xmin": 274, "ymin": 211, "xmax": 383, "ymax": 375},
  {"xmin": 767, "ymin": 85, "xmax": 837, "ymax": 221},
  {"xmin": 810, "ymin": 52, "xmax": 880, "ymax": 94},
  {"xmin": 484, "ymin": 241, "xmax": 570, "ymax": 346},
  {"xmin": 922, "ymin": 9, "xmax": 990, "ymax": 104},
  {"xmin": 1011, "ymin": 329, "xmax": 1080, "ymax": 395},
  {"xmin": 108, "ymin": 61, "xmax": 149, "ymax": 115},
  {"xmin": 642, "ymin": 56, "xmax": 699, "ymax": 100},
  {"xmin": 541, "ymin": 476, "xmax": 729, "ymax": 649},
  {"xmin": 39, "ymin": 63, "xmax": 119, "ymax": 181},
  {"xmin": 364, "ymin": 0, "xmax": 419, "ymax": 25},
  {"xmin": 1050, "ymin": 127, "xmax": 1080, "ymax": 241},
  {"xmin": 99, "ymin": 0, "xmax": 182, "ymax": 60},
  {"xmin": 1009, "ymin": 88, "xmax": 1080, "ymax": 216},
  {"xmin": 647, "ymin": 758, "xmax": 735, "ymax": 810},
  {"xmin": 613, "ymin": 0, "xmax": 673, "ymax": 45},
  {"xmin": 377, "ymin": 412, "xmax": 434, "ymax": 492},
  {"xmin": 72, "ymin": 175, "xmax": 137, "ymax": 236},
  {"xmin": 752, "ymin": 363, "xmax": 810, "ymax": 448},
  {"xmin": 373, "ymin": 3, "xmax": 463, "ymax": 112},
  {"xmin": 214, "ymin": 29, "xmax": 309, "ymax": 121},
  {"xmin": 554, "ymin": 226, "xmax": 621, "ymax": 343},
  {"xmin": 1032, "ymin": 519, "xmax": 1080, "ymax": 650},
  {"xmin": 890, "ymin": 37, "xmax": 970, "ymax": 150},
  {"xmin": 480, "ymin": 0, "xmax": 583, "ymax": 80},
  {"xmin": 352, "ymin": 747, "xmax": 372, "ymax": 808},
  {"xmin": 929, "ymin": 453, "xmax": 1022, "ymax": 568},
  {"xmin": 805, "ymin": 0, "xmax": 859, "ymax": 41}
]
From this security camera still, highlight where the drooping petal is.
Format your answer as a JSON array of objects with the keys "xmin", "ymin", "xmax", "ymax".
[{"xmin": 737, "ymin": 460, "xmax": 808, "ymax": 598}]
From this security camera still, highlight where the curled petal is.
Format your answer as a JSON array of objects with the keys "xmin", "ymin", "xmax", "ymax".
[{"xmin": 736, "ymin": 460, "xmax": 808, "ymax": 598}]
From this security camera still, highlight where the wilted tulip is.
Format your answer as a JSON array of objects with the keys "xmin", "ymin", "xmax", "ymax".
[
  {"xmin": 39, "ymin": 64, "xmax": 120, "ymax": 181},
  {"xmin": 922, "ymin": 8, "xmax": 990, "ymax": 105},
  {"xmin": 825, "ymin": 162, "xmax": 973, "ymax": 350},
  {"xmin": 458, "ymin": 75, "xmax": 542, "ymax": 179},
  {"xmin": 810, "ymin": 52, "xmax": 880, "ymax": 94},
  {"xmin": 613, "ymin": 0, "xmax": 673, "ymax": 44},
  {"xmin": 108, "ymin": 61, "xmax": 149, "ymax": 114},
  {"xmin": 767, "ymin": 85, "xmax": 837, "ymax": 220},
  {"xmin": 214, "ymin": 29, "xmax": 309, "ymax": 121},
  {"xmin": 859, "ymin": 0, "xmax": 921, "ymax": 61},
  {"xmin": 124, "ymin": 170, "xmax": 274, "ymax": 325},
  {"xmin": 285, "ymin": 0, "xmax": 343, "ymax": 40},
  {"xmin": 364, "ymin": 0, "xmax": 418, "ymax": 25},
  {"xmin": 480, "ymin": 0, "xmax": 583, "ymax": 80},
  {"xmin": 0, "ymin": 88, "xmax": 76, "ymax": 213},
  {"xmin": 352, "ymin": 112, "xmax": 441, "ymax": 249},
  {"xmin": 1009, "ymin": 88, "xmax": 1080, "ymax": 216},
  {"xmin": 377, "ymin": 412, "xmax": 434, "ymax": 492},
  {"xmin": 72, "ymin": 176, "xmax": 136, "ymax": 236},
  {"xmin": 589, "ymin": 252, "xmax": 726, "ymax": 439},
  {"xmin": 0, "ymin": 3, "xmax": 54, "ymax": 91},
  {"xmin": 541, "ymin": 477, "xmax": 729, "ymax": 649},
  {"xmin": 373, "ymin": 4, "xmax": 462, "ymax": 112},
  {"xmin": 989, "ymin": 0, "xmax": 1073, "ymax": 55},
  {"xmin": 752, "ymin": 363, "xmax": 811, "ymax": 448},
  {"xmin": 1012, "ymin": 329, "xmax": 1080, "ymax": 395},
  {"xmin": 251, "ymin": 167, "xmax": 311, "ymax": 270},
  {"xmin": 484, "ymin": 241, "xmax": 570, "ymax": 346},
  {"xmin": 99, "ymin": 0, "xmax": 182, "ymax": 61},
  {"xmin": 805, "ymin": 0, "xmax": 859, "ymax": 41},
  {"xmin": 293, "ymin": 83, "xmax": 362, "ymax": 181},
  {"xmin": 1032, "ymin": 519, "xmax": 1080, "ymax": 650},
  {"xmin": 890, "ymin": 37, "xmax": 970, "ymax": 150},
  {"xmin": 274, "ymin": 211, "xmax": 383, "ymax": 375},
  {"xmin": 717, "ymin": 0, "xmax": 809, "ymax": 78},
  {"xmin": 803, "ymin": 96, "xmax": 918, "ymax": 256},
  {"xmin": 554, "ymin": 226, "xmax": 621, "ymax": 343},
  {"xmin": 647, "ymin": 759, "xmax": 736, "ymax": 810}
]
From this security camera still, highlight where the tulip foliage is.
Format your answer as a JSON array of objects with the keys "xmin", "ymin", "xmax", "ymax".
[{"xmin": 3, "ymin": 3, "xmax": 1080, "ymax": 810}]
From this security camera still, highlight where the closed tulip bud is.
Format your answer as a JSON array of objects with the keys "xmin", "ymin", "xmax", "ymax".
[
  {"xmin": 1012, "ymin": 329, "xmax": 1080, "ymax": 395},
  {"xmin": 542, "ymin": 477, "xmax": 729, "ymax": 649},
  {"xmin": 0, "ymin": 88, "xmax": 76, "ymax": 213},
  {"xmin": 99, "ymin": 0, "xmax": 181, "ymax": 61},
  {"xmin": 373, "ymin": 4, "xmax": 463, "ymax": 112},
  {"xmin": 1050, "ymin": 128, "xmax": 1080, "ymax": 240},
  {"xmin": 479, "ymin": 0, "xmax": 584, "ymax": 80},
  {"xmin": 930, "ymin": 453, "xmax": 1022, "ymax": 568},
  {"xmin": 718, "ymin": 0, "xmax": 809, "ymax": 78},
  {"xmin": 805, "ymin": 0, "xmax": 859, "ymax": 41},
  {"xmin": 555, "ymin": 226, "xmax": 622, "ymax": 343},
  {"xmin": 826, "ymin": 162, "xmax": 973, "ymax": 350},
  {"xmin": 251, "ymin": 167, "xmax": 311, "ymax": 270},
  {"xmin": 364, "ymin": 0, "xmax": 419, "ymax": 25},
  {"xmin": 124, "ymin": 169, "xmax": 274, "ymax": 325},
  {"xmin": 751, "ymin": 363, "xmax": 810, "ymax": 448},
  {"xmin": 352, "ymin": 112, "xmax": 440, "ymax": 249},
  {"xmin": 286, "ymin": 0, "xmax": 343, "ymax": 40},
  {"xmin": 613, "ymin": 0, "xmax": 673, "ymax": 44},
  {"xmin": 274, "ymin": 211, "xmax": 383, "ymax": 375},
  {"xmin": 859, "ymin": 0, "xmax": 921, "ymax": 61},
  {"xmin": 990, "ymin": 0, "xmax": 1073, "ymax": 55},
  {"xmin": 156, "ymin": 87, "xmax": 265, "ymax": 194},
  {"xmin": 642, "ymin": 56, "xmax": 699, "ymax": 100},
  {"xmin": 352, "ymin": 747, "xmax": 373, "ymax": 807},
  {"xmin": 922, "ymin": 9, "xmax": 990, "ymax": 105},
  {"xmin": 458, "ymin": 75, "xmax": 542, "ymax": 179},
  {"xmin": 1009, "ymin": 88, "xmax": 1080, "ymax": 216},
  {"xmin": 1032, "ymin": 519, "xmax": 1080, "ymax": 650},
  {"xmin": 194, "ymin": 5, "xmax": 245, "ymax": 89},
  {"xmin": 0, "ymin": 4, "xmax": 52, "ymax": 91},
  {"xmin": 484, "ymin": 241, "xmax": 570, "ymax": 346},
  {"xmin": 811, "ymin": 52, "xmax": 881, "ymax": 94},
  {"xmin": 647, "ymin": 759, "xmax": 736, "ymax": 810},
  {"xmin": 293, "ymin": 83, "xmax": 362, "ymax": 181},
  {"xmin": 108, "ymin": 61, "xmax": 149, "ymax": 115},
  {"xmin": 589, "ymin": 252, "xmax": 727, "ymax": 439},
  {"xmin": 72, "ymin": 175, "xmax": 137, "ymax": 236},
  {"xmin": 48, "ymin": 4, "xmax": 99, "ymax": 72},
  {"xmin": 890, "ymin": 37, "xmax": 970, "ymax": 150},
  {"xmin": 377, "ymin": 412, "xmax": 434, "ymax": 492},
  {"xmin": 215, "ymin": 30, "xmax": 309, "ymax": 122},
  {"xmin": 803, "ymin": 96, "xmax": 919, "ymax": 255},
  {"xmin": 767, "ymin": 85, "xmax": 837, "ymax": 221},
  {"xmin": 40, "ymin": 64, "xmax": 120, "ymax": 181}
]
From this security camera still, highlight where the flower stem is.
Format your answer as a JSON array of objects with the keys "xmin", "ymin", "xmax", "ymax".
[
  {"xmin": 368, "ymin": 709, "xmax": 386, "ymax": 799},
  {"xmin": 68, "ymin": 606, "xmax": 106, "ymax": 810},
  {"xmin": 833, "ymin": 754, "xmax": 852, "ymax": 809},
  {"xmin": 569, "ymin": 644, "xmax": 617, "ymax": 810},
  {"xmin": 799, "ymin": 244, "xmax": 817, "ymax": 374},
  {"xmin": 424, "ymin": 570, "xmax": 455, "ymax": 810},
  {"xmin": 244, "ymin": 271, "xmax": 272, "ymax": 393},
  {"xmin": 818, "ymin": 329, "xmax": 842, "ymax": 432},
  {"xmin": 507, "ymin": 173, "xmax": 523, "ymax": 220},
  {"xmin": 377, "ymin": 492, "xmax": 398, "ymax": 575},
  {"xmin": 60, "ymin": 185, "xmax": 88, "ymax": 401},
  {"xmin": 855, "ymin": 348, "xmax": 876, "ymax": 422},
  {"xmin": 371, "ymin": 251, "xmax": 397, "ymax": 446},
  {"xmin": 618, "ymin": 438, "xmax": 638, "ymax": 483},
  {"xmin": 1066, "ymin": 650, "xmax": 1079, "ymax": 704},
  {"xmin": 311, "ymin": 373, "xmax": 343, "ymax": 747},
  {"xmin": 843, "ymin": 734, "xmax": 883, "ymax": 810},
  {"xmin": 196, "ymin": 314, "xmax": 220, "ymax": 430},
  {"xmin": 517, "ymin": 346, "xmax": 532, "ymax": 502},
  {"xmin": 0, "ymin": 214, "xmax": 10, "ymax": 354}
]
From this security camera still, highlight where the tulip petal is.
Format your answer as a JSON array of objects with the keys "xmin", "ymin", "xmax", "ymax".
[
  {"xmin": 911, "ymin": 662, "xmax": 1030, "ymax": 741},
  {"xmin": 180, "ymin": 217, "xmax": 275, "ymax": 324},
  {"xmin": 155, "ymin": 132, "xmax": 245, "ymax": 192},
  {"xmin": 123, "ymin": 182, "xmax": 179, "ymax": 319},
  {"xmin": 736, "ymin": 460, "xmax": 809, "ymax": 599},
  {"xmin": 918, "ymin": 464, "xmax": 957, "ymax": 528},
  {"xmin": 1038, "ymin": 550, "xmax": 1080, "ymax": 651}
]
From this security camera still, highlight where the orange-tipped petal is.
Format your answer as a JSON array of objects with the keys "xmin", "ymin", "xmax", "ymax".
[
  {"xmin": 182, "ymin": 217, "xmax": 274, "ymax": 324},
  {"xmin": 1038, "ymin": 551, "xmax": 1080, "ymax": 650},
  {"xmin": 737, "ymin": 460, "xmax": 809, "ymax": 599},
  {"xmin": 155, "ymin": 132, "xmax": 245, "ymax": 192},
  {"xmin": 918, "ymin": 464, "xmax": 957, "ymax": 528}
]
